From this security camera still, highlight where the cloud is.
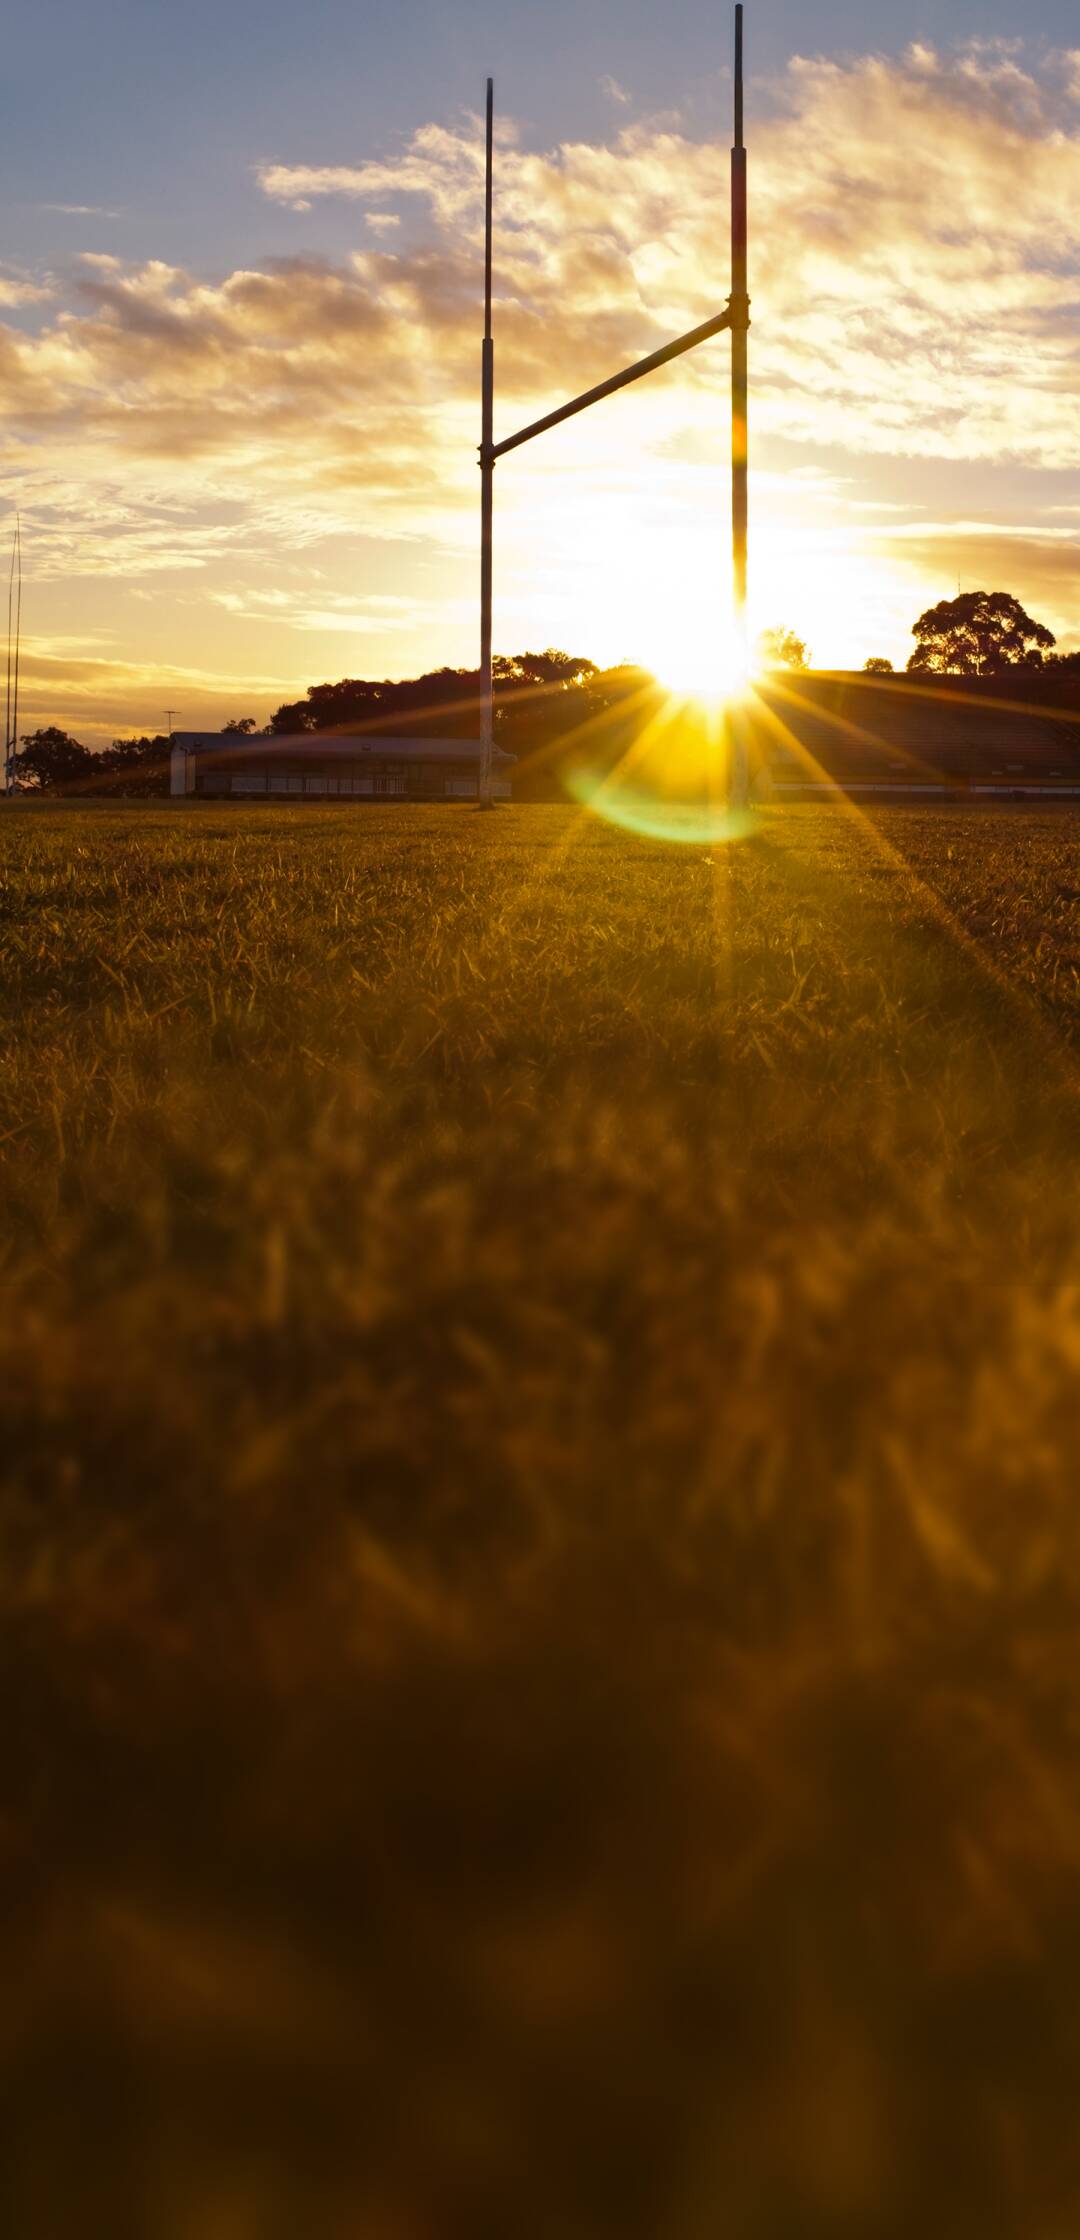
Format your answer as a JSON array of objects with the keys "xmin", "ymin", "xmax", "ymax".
[
  {"xmin": 0, "ymin": 37, "xmax": 1077, "ymax": 723},
  {"xmin": 246, "ymin": 43, "xmax": 1080, "ymax": 470},
  {"xmin": 600, "ymin": 76, "xmax": 631, "ymax": 106},
  {"xmin": 0, "ymin": 42, "xmax": 1074, "ymax": 522},
  {"xmin": 874, "ymin": 524, "xmax": 1080, "ymax": 631},
  {"xmin": 10, "ymin": 637, "xmax": 301, "ymax": 748},
  {"xmin": 209, "ymin": 586, "xmax": 425, "ymax": 633},
  {"xmin": 256, "ymin": 122, "xmax": 486, "ymax": 220},
  {"xmin": 40, "ymin": 203, "xmax": 122, "ymax": 219},
  {"xmin": 0, "ymin": 272, "xmax": 52, "ymax": 307}
]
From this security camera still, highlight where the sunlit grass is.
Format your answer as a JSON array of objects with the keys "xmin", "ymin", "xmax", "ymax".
[{"xmin": 5, "ymin": 799, "xmax": 1080, "ymax": 2235}]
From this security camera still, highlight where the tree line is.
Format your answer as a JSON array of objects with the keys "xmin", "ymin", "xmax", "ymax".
[{"xmin": 8, "ymin": 593, "xmax": 1080, "ymax": 792}]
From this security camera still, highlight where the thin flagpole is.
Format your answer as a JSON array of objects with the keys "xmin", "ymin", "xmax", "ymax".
[
  {"xmin": 4, "ymin": 523, "xmax": 13, "ymax": 794},
  {"xmin": 12, "ymin": 515, "xmax": 21, "ymax": 789},
  {"xmin": 478, "ymin": 77, "xmax": 495, "ymax": 805}
]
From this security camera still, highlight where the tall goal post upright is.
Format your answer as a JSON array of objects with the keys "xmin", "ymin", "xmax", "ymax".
[
  {"xmin": 729, "ymin": 3, "xmax": 749, "ymax": 802},
  {"xmin": 478, "ymin": 78, "xmax": 495, "ymax": 806},
  {"xmin": 731, "ymin": 3, "xmax": 748, "ymax": 631},
  {"xmin": 476, "ymin": 10, "xmax": 750, "ymax": 808}
]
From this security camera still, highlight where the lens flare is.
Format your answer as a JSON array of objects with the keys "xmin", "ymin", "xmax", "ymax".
[{"xmin": 564, "ymin": 690, "xmax": 756, "ymax": 846}]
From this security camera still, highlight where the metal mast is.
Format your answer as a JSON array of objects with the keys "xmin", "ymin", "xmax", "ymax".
[
  {"xmin": 4, "ymin": 533, "xmax": 11, "ymax": 795},
  {"xmin": 731, "ymin": 5, "xmax": 748, "ymax": 633},
  {"xmin": 478, "ymin": 78, "xmax": 495, "ymax": 806},
  {"xmin": 729, "ymin": 4, "xmax": 749, "ymax": 801},
  {"xmin": 5, "ymin": 516, "xmax": 21, "ymax": 797}
]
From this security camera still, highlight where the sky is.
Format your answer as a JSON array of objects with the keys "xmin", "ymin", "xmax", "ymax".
[{"xmin": 2, "ymin": 0, "xmax": 1079, "ymax": 743}]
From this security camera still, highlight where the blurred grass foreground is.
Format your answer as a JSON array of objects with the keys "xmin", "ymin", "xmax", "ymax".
[{"xmin": 5, "ymin": 800, "xmax": 1080, "ymax": 2237}]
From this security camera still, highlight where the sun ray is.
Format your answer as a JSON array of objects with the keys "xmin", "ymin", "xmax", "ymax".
[{"xmin": 742, "ymin": 687, "xmax": 1080, "ymax": 1092}]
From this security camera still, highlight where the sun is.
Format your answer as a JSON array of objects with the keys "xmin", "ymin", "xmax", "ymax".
[{"xmin": 645, "ymin": 611, "xmax": 753, "ymax": 707}]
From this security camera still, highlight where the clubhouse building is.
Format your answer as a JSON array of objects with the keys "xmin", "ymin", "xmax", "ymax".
[{"xmin": 170, "ymin": 732, "xmax": 514, "ymax": 802}]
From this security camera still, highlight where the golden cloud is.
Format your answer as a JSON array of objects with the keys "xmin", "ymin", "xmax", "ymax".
[
  {"xmin": 0, "ymin": 40, "xmax": 1071, "ymax": 523},
  {"xmin": 0, "ymin": 37, "xmax": 1075, "ymax": 733},
  {"xmin": 0, "ymin": 275, "xmax": 52, "ymax": 308}
]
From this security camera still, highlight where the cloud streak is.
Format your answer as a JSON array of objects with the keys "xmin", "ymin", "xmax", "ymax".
[{"xmin": 40, "ymin": 203, "xmax": 122, "ymax": 219}]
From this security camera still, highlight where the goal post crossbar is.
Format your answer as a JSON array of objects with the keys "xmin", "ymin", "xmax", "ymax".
[{"xmin": 487, "ymin": 305, "xmax": 736, "ymax": 465}]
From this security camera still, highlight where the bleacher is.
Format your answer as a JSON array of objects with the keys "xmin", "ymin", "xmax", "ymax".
[{"xmin": 749, "ymin": 674, "xmax": 1080, "ymax": 795}]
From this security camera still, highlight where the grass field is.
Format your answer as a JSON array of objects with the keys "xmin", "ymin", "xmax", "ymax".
[{"xmin": 5, "ymin": 798, "xmax": 1080, "ymax": 2237}]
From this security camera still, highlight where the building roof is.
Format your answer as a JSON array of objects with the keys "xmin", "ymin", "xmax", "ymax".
[{"xmin": 174, "ymin": 731, "xmax": 514, "ymax": 765}]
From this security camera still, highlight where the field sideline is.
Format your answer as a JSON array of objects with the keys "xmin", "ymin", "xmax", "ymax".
[{"xmin": 5, "ymin": 800, "xmax": 1080, "ymax": 2236}]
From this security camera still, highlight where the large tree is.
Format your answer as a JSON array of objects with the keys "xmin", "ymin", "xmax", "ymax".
[
  {"xmin": 757, "ymin": 627, "xmax": 809, "ymax": 672},
  {"xmin": 15, "ymin": 727, "xmax": 95, "ymax": 791},
  {"xmin": 908, "ymin": 591, "xmax": 1055, "ymax": 676}
]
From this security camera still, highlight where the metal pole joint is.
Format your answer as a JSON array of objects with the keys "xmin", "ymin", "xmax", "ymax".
[{"xmin": 727, "ymin": 291, "xmax": 751, "ymax": 331}]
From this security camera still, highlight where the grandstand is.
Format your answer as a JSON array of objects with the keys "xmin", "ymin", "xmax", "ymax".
[{"xmin": 753, "ymin": 674, "xmax": 1080, "ymax": 797}]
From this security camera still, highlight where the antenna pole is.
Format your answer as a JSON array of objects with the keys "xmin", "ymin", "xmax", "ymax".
[
  {"xmin": 12, "ymin": 516, "xmax": 21, "ymax": 790},
  {"xmin": 4, "ymin": 528, "xmax": 12, "ymax": 796},
  {"xmin": 5, "ymin": 518, "xmax": 21, "ymax": 796},
  {"xmin": 730, "ymin": 4, "xmax": 750, "ymax": 802},
  {"xmin": 478, "ymin": 77, "xmax": 495, "ymax": 806}
]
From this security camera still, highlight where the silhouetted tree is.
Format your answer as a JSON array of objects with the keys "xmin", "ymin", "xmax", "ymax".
[
  {"xmin": 14, "ymin": 728, "xmax": 170, "ymax": 795},
  {"xmin": 908, "ymin": 591, "xmax": 1055, "ymax": 676},
  {"xmin": 15, "ymin": 727, "xmax": 95, "ymax": 791},
  {"xmin": 222, "ymin": 717, "xmax": 257, "ymax": 735},
  {"xmin": 266, "ymin": 700, "xmax": 316, "ymax": 734},
  {"xmin": 97, "ymin": 735, "xmax": 170, "ymax": 796},
  {"xmin": 267, "ymin": 654, "xmax": 597, "ymax": 739},
  {"xmin": 758, "ymin": 628, "xmax": 809, "ymax": 671},
  {"xmin": 492, "ymin": 650, "xmax": 597, "ymax": 689},
  {"xmin": 864, "ymin": 657, "xmax": 893, "ymax": 674},
  {"xmin": 1046, "ymin": 649, "xmax": 1080, "ymax": 675}
]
